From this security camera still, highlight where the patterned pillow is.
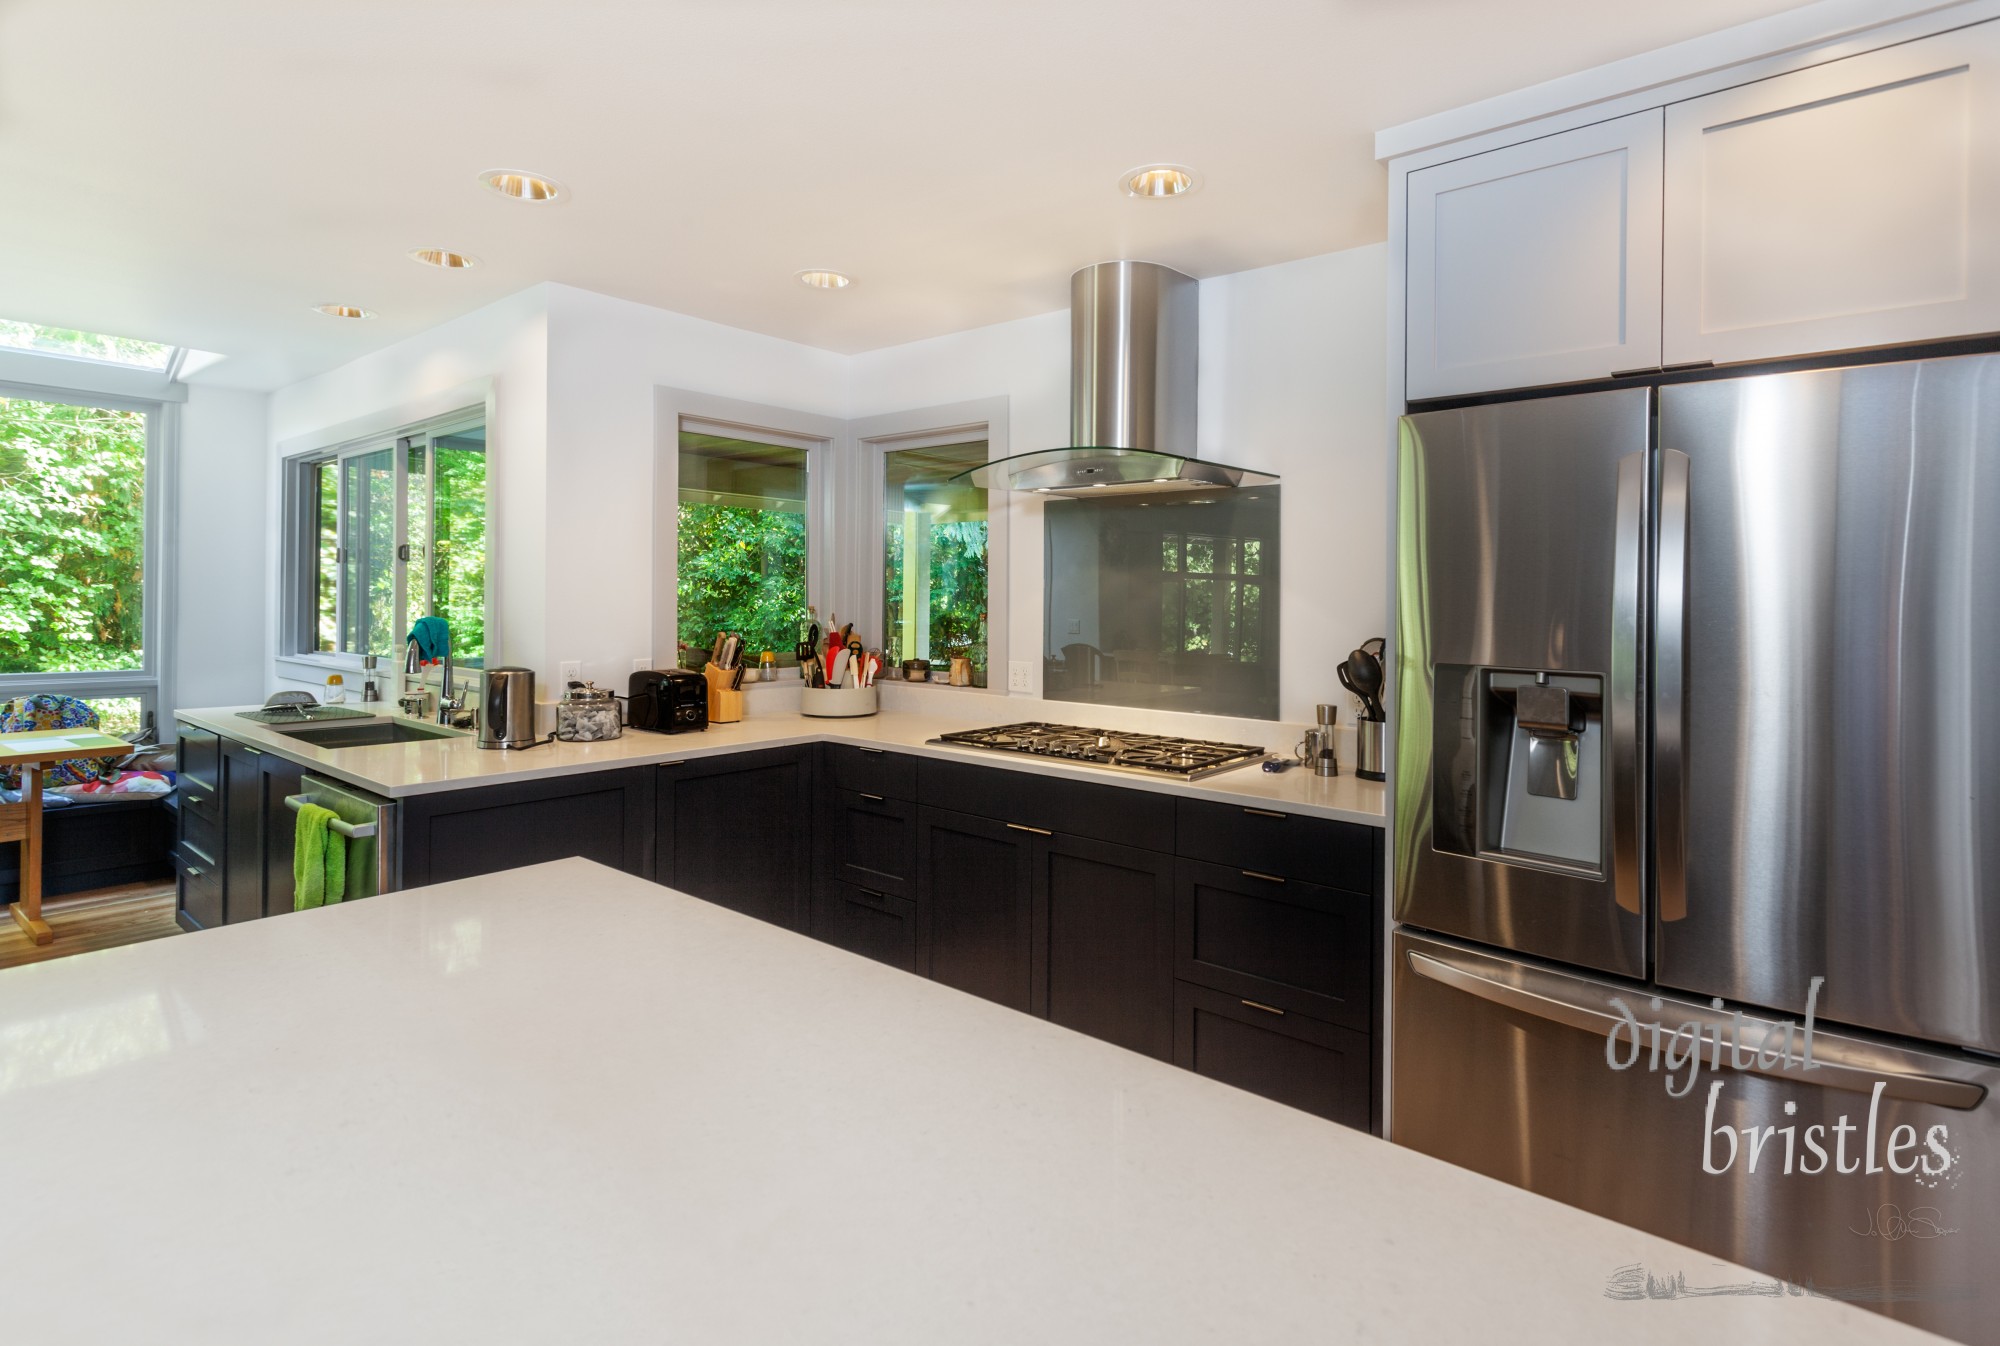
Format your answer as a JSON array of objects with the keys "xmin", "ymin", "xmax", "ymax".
[{"xmin": 0, "ymin": 695, "xmax": 109, "ymax": 789}]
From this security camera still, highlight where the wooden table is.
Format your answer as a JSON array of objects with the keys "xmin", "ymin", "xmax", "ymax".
[{"xmin": 0, "ymin": 728, "xmax": 131, "ymax": 945}]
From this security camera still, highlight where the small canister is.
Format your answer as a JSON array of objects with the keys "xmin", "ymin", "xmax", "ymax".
[
  {"xmin": 1355, "ymin": 717, "xmax": 1385, "ymax": 781},
  {"xmin": 556, "ymin": 680, "xmax": 625, "ymax": 742}
]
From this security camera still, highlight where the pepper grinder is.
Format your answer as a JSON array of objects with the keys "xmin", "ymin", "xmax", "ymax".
[{"xmin": 1314, "ymin": 703, "xmax": 1340, "ymax": 777}]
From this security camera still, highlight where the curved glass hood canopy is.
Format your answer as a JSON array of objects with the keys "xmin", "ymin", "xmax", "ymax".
[
  {"xmin": 958, "ymin": 260, "xmax": 1280, "ymax": 499},
  {"xmin": 958, "ymin": 446, "xmax": 1277, "ymax": 497}
]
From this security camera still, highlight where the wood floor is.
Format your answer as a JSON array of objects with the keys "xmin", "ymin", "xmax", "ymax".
[{"xmin": 0, "ymin": 881, "xmax": 180, "ymax": 972}]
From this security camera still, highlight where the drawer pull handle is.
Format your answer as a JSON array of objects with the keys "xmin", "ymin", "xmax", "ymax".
[
  {"xmin": 857, "ymin": 747, "xmax": 886, "ymax": 756},
  {"xmin": 1241, "ymin": 869, "xmax": 1285, "ymax": 884},
  {"xmin": 1242, "ymin": 807, "xmax": 1286, "ymax": 820},
  {"xmin": 183, "ymin": 781, "xmax": 212, "ymax": 799},
  {"xmin": 1241, "ymin": 999, "xmax": 1286, "ymax": 1016},
  {"xmin": 184, "ymin": 866, "xmax": 206, "ymax": 880},
  {"xmin": 859, "ymin": 792, "xmax": 885, "ymax": 802},
  {"xmin": 1006, "ymin": 822, "xmax": 1052, "ymax": 836}
]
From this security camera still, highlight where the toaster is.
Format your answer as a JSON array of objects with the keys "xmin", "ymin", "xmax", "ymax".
[{"xmin": 628, "ymin": 668, "xmax": 708, "ymax": 734}]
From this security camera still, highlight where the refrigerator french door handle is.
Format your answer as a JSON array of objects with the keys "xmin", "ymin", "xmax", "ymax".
[
  {"xmin": 1407, "ymin": 948, "xmax": 1987, "ymax": 1110},
  {"xmin": 1656, "ymin": 449, "xmax": 1691, "ymax": 922},
  {"xmin": 1611, "ymin": 452, "xmax": 1645, "ymax": 916}
]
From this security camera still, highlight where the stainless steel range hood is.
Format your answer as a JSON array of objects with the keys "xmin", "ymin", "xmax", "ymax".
[{"xmin": 960, "ymin": 261, "xmax": 1279, "ymax": 498}]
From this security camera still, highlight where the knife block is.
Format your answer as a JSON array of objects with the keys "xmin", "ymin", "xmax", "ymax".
[{"xmin": 703, "ymin": 665, "xmax": 745, "ymax": 724}]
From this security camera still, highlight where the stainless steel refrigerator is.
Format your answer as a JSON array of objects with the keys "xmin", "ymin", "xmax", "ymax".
[{"xmin": 1393, "ymin": 354, "xmax": 2000, "ymax": 1344}]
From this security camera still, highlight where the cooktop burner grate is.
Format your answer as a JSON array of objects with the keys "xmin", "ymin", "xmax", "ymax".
[{"xmin": 930, "ymin": 722, "xmax": 1268, "ymax": 780}]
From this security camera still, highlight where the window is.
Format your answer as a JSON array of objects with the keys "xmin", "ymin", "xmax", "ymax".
[
  {"xmin": 290, "ymin": 412, "xmax": 488, "ymax": 665},
  {"xmin": 1044, "ymin": 488, "xmax": 1279, "ymax": 720},
  {"xmin": 883, "ymin": 440, "xmax": 988, "ymax": 685},
  {"xmin": 0, "ymin": 319, "xmax": 174, "ymax": 371},
  {"xmin": 677, "ymin": 428, "xmax": 808, "ymax": 664},
  {"xmin": 0, "ymin": 389, "xmax": 161, "ymax": 729}
]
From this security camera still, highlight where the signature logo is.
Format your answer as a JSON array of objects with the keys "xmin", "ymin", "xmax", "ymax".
[{"xmin": 1851, "ymin": 1204, "xmax": 1957, "ymax": 1241}]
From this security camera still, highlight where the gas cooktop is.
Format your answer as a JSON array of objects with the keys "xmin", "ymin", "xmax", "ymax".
[{"xmin": 930, "ymin": 722, "xmax": 1268, "ymax": 780}]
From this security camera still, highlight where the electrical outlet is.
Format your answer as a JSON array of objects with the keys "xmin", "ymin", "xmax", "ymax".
[
  {"xmin": 1008, "ymin": 661, "xmax": 1034, "ymax": 693},
  {"xmin": 633, "ymin": 657, "xmax": 650, "ymax": 674},
  {"xmin": 1066, "ymin": 618, "xmax": 1082, "ymax": 635},
  {"xmin": 559, "ymin": 660, "xmax": 581, "ymax": 685}
]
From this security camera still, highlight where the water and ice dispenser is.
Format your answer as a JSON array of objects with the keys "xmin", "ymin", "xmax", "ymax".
[{"xmin": 1430, "ymin": 666, "xmax": 1605, "ymax": 875}]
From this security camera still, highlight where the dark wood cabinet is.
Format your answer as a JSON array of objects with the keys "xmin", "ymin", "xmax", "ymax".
[
  {"xmin": 1175, "ymin": 798, "xmax": 1380, "ymax": 893},
  {"xmin": 819, "ymin": 789, "xmax": 915, "ymax": 897},
  {"xmin": 1038, "ymin": 834, "xmax": 1175, "ymax": 1061},
  {"xmin": 916, "ymin": 805, "xmax": 1037, "ymax": 1012},
  {"xmin": 811, "ymin": 880, "xmax": 918, "ymax": 972},
  {"xmin": 1174, "ymin": 860, "xmax": 1372, "ymax": 1033},
  {"xmin": 219, "ymin": 738, "xmax": 270, "ymax": 924},
  {"xmin": 656, "ymin": 747, "xmax": 812, "ymax": 931},
  {"xmin": 1174, "ymin": 981, "xmax": 1371, "ymax": 1129},
  {"xmin": 213, "ymin": 737, "xmax": 309, "ymax": 924},
  {"xmin": 404, "ymin": 767, "xmax": 654, "ymax": 889}
]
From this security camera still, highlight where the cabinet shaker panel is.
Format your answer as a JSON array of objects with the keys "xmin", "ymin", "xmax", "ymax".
[
  {"xmin": 1407, "ymin": 110, "xmax": 1663, "ymax": 399},
  {"xmin": 1664, "ymin": 20, "xmax": 2000, "ymax": 364}
]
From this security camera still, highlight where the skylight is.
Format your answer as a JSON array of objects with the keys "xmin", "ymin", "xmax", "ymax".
[{"xmin": 0, "ymin": 320, "xmax": 175, "ymax": 370}]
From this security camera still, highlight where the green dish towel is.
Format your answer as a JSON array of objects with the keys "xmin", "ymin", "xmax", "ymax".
[
  {"xmin": 293, "ymin": 803, "xmax": 348, "ymax": 911},
  {"xmin": 408, "ymin": 616, "xmax": 451, "ymax": 667}
]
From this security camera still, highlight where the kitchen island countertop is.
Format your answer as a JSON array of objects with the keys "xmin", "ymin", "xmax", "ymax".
[
  {"xmin": 174, "ymin": 700, "xmax": 1387, "ymax": 825},
  {"xmin": 0, "ymin": 857, "xmax": 1939, "ymax": 1345}
]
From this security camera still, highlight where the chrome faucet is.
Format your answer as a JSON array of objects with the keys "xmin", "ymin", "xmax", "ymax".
[{"xmin": 436, "ymin": 650, "xmax": 461, "ymax": 725}]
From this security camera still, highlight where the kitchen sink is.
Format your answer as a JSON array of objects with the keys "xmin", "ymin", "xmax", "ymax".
[{"xmin": 268, "ymin": 718, "xmax": 465, "ymax": 749}]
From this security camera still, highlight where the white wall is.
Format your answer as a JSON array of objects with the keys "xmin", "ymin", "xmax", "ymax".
[
  {"xmin": 173, "ymin": 384, "xmax": 270, "ymax": 712},
  {"xmin": 544, "ymin": 286, "xmax": 848, "ymax": 690},
  {"xmin": 850, "ymin": 244, "xmax": 1390, "ymax": 727},
  {"xmin": 264, "ymin": 285, "xmax": 551, "ymax": 695},
  {"xmin": 254, "ymin": 245, "xmax": 1389, "ymax": 729}
]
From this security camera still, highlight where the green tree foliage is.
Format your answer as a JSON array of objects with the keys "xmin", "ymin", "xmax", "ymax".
[
  {"xmin": 676, "ymin": 502, "xmax": 806, "ymax": 662},
  {"xmin": 884, "ymin": 518, "xmax": 988, "ymax": 683},
  {"xmin": 0, "ymin": 396, "xmax": 146, "ymax": 674},
  {"xmin": 431, "ymin": 446, "xmax": 487, "ymax": 660}
]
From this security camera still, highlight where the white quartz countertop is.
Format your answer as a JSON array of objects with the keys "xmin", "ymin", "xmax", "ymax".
[
  {"xmin": 173, "ymin": 702, "xmax": 1386, "ymax": 825},
  {"xmin": 0, "ymin": 858, "xmax": 1934, "ymax": 1344}
]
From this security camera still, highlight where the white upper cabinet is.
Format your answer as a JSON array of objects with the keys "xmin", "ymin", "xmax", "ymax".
[
  {"xmin": 1406, "ymin": 111, "xmax": 1663, "ymax": 400},
  {"xmin": 1664, "ymin": 20, "xmax": 2000, "ymax": 366}
]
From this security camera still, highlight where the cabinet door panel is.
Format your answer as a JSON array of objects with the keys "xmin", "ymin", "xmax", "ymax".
[
  {"xmin": 811, "ymin": 880, "xmax": 918, "ymax": 973},
  {"xmin": 1664, "ymin": 21, "xmax": 2000, "ymax": 364},
  {"xmin": 259, "ymin": 754, "xmax": 306, "ymax": 918},
  {"xmin": 1175, "ymin": 982, "xmax": 1370, "ymax": 1130},
  {"xmin": 1039, "ymin": 836, "xmax": 1174, "ymax": 1061},
  {"xmin": 916, "ymin": 806, "xmax": 1035, "ymax": 1012},
  {"xmin": 1174, "ymin": 861, "xmax": 1372, "ymax": 1032},
  {"xmin": 658, "ymin": 750, "xmax": 812, "ymax": 932},
  {"xmin": 1407, "ymin": 110, "xmax": 1663, "ymax": 398},
  {"xmin": 219, "ymin": 740, "xmax": 266, "ymax": 924}
]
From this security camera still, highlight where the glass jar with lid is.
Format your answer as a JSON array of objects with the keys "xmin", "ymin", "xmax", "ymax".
[{"xmin": 555, "ymin": 681, "xmax": 624, "ymax": 742}]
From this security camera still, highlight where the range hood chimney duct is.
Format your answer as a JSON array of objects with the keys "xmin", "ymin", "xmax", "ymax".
[
  {"xmin": 961, "ymin": 260, "xmax": 1278, "ymax": 497},
  {"xmin": 1071, "ymin": 260, "xmax": 1197, "ymax": 457}
]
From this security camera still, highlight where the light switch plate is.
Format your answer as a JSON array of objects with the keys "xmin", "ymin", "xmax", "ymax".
[
  {"xmin": 559, "ymin": 660, "xmax": 581, "ymax": 684},
  {"xmin": 1008, "ymin": 661, "xmax": 1034, "ymax": 693}
]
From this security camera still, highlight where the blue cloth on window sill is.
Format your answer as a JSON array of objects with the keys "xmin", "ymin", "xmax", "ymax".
[{"xmin": 408, "ymin": 616, "xmax": 451, "ymax": 667}]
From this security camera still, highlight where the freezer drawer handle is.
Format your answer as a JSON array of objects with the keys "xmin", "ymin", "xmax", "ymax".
[
  {"xmin": 284, "ymin": 794, "xmax": 378, "ymax": 840},
  {"xmin": 1406, "ymin": 949, "xmax": 1987, "ymax": 1111}
]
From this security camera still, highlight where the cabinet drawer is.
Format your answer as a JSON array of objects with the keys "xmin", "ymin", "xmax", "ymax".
[
  {"xmin": 823, "ymin": 789, "xmax": 915, "ymax": 897},
  {"xmin": 918, "ymin": 758, "xmax": 1174, "ymax": 852},
  {"xmin": 811, "ymin": 880, "xmax": 918, "ymax": 973},
  {"xmin": 177, "ymin": 839, "xmax": 223, "ymax": 929},
  {"xmin": 179, "ymin": 806, "xmax": 220, "ymax": 867},
  {"xmin": 1174, "ymin": 799, "xmax": 1378, "ymax": 893},
  {"xmin": 176, "ymin": 724, "xmax": 220, "ymax": 797},
  {"xmin": 822, "ymin": 743, "xmax": 918, "ymax": 800},
  {"xmin": 1174, "ymin": 981, "xmax": 1370, "ymax": 1130},
  {"xmin": 1175, "ymin": 861, "xmax": 1371, "ymax": 1031}
]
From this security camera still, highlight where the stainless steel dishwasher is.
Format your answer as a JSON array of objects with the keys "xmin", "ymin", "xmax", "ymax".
[{"xmin": 284, "ymin": 774, "xmax": 398, "ymax": 897}]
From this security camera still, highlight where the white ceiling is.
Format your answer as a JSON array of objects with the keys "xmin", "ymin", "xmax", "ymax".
[{"xmin": 0, "ymin": 0, "xmax": 1812, "ymax": 389}]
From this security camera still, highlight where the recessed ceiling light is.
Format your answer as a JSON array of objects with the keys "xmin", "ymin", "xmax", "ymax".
[
  {"xmin": 312, "ymin": 304, "xmax": 375, "ymax": 319},
  {"xmin": 1121, "ymin": 164, "xmax": 1200, "ymax": 199},
  {"xmin": 478, "ymin": 169, "xmax": 566, "ymax": 203},
  {"xmin": 409, "ymin": 248, "xmax": 479, "ymax": 269},
  {"xmin": 796, "ymin": 269, "xmax": 853, "ymax": 290}
]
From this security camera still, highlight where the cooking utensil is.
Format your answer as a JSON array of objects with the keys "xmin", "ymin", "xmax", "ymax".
[{"xmin": 1343, "ymin": 646, "xmax": 1385, "ymax": 720}]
